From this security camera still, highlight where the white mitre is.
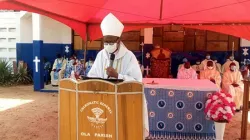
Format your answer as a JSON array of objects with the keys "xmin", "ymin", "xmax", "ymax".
[{"xmin": 100, "ymin": 13, "xmax": 124, "ymax": 37}]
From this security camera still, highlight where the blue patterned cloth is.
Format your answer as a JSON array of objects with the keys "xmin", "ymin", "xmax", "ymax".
[
  {"xmin": 145, "ymin": 87, "xmax": 216, "ymax": 140},
  {"xmin": 75, "ymin": 64, "xmax": 84, "ymax": 76},
  {"xmin": 85, "ymin": 62, "xmax": 93, "ymax": 76},
  {"xmin": 64, "ymin": 61, "xmax": 74, "ymax": 78}
]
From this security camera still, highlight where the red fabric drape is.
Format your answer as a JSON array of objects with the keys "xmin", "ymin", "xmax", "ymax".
[
  {"xmin": 2, "ymin": 0, "xmax": 250, "ymax": 40},
  {"xmin": 184, "ymin": 25, "xmax": 250, "ymax": 41}
]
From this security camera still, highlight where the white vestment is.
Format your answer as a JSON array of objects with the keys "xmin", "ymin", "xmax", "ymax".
[
  {"xmin": 222, "ymin": 60, "xmax": 239, "ymax": 73},
  {"xmin": 88, "ymin": 42, "xmax": 149, "ymax": 137},
  {"xmin": 201, "ymin": 59, "xmax": 211, "ymax": 70},
  {"xmin": 50, "ymin": 58, "xmax": 67, "ymax": 86},
  {"xmin": 177, "ymin": 66, "xmax": 197, "ymax": 79},
  {"xmin": 215, "ymin": 62, "xmax": 222, "ymax": 74},
  {"xmin": 222, "ymin": 70, "xmax": 244, "ymax": 109},
  {"xmin": 200, "ymin": 67, "xmax": 221, "ymax": 89}
]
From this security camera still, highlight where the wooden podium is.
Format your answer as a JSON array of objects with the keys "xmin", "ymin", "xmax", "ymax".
[{"xmin": 59, "ymin": 79, "xmax": 145, "ymax": 140}]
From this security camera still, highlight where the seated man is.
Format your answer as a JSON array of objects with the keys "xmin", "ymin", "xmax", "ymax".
[
  {"xmin": 43, "ymin": 57, "xmax": 51, "ymax": 85},
  {"xmin": 177, "ymin": 62, "xmax": 197, "ymax": 79},
  {"xmin": 64, "ymin": 57, "xmax": 76, "ymax": 78},
  {"xmin": 222, "ymin": 62, "xmax": 244, "ymax": 111},
  {"xmin": 222, "ymin": 55, "xmax": 239, "ymax": 73},
  {"xmin": 192, "ymin": 59, "xmax": 204, "ymax": 76},
  {"xmin": 75, "ymin": 59, "xmax": 84, "ymax": 79},
  {"xmin": 50, "ymin": 54, "xmax": 66, "ymax": 86},
  {"xmin": 200, "ymin": 60, "xmax": 221, "ymax": 88},
  {"xmin": 212, "ymin": 57, "xmax": 222, "ymax": 74},
  {"xmin": 178, "ymin": 58, "xmax": 188, "ymax": 71},
  {"xmin": 87, "ymin": 13, "xmax": 149, "ymax": 136},
  {"xmin": 85, "ymin": 57, "xmax": 94, "ymax": 76},
  {"xmin": 201, "ymin": 53, "xmax": 212, "ymax": 70}
]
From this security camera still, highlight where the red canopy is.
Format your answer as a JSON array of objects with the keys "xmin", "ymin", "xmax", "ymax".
[
  {"xmin": 184, "ymin": 25, "xmax": 250, "ymax": 41},
  {"xmin": 1, "ymin": 0, "xmax": 250, "ymax": 40}
]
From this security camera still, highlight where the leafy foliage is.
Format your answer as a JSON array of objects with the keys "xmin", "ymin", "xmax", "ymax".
[
  {"xmin": 14, "ymin": 65, "xmax": 33, "ymax": 85},
  {"xmin": 0, "ymin": 60, "xmax": 14, "ymax": 86},
  {"xmin": 0, "ymin": 60, "xmax": 33, "ymax": 86}
]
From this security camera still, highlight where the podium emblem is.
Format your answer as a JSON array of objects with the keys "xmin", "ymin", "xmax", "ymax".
[
  {"xmin": 80, "ymin": 101, "xmax": 112, "ymax": 129},
  {"xmin": 87, "ymin": 107, "xmax": 108, "ymax": 126}
]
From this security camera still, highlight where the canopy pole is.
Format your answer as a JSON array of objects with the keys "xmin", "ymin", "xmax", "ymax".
[
  {"xmin": 83, "ymin": 24, "xmax": 89, "ymax": 70},
  {"xmin": 240, "ymin": 79, "xmax": 250, "ymax": 140},
  {"xmin": 159, "ymin": 0, "xmax": 163, "ymax": 20}
]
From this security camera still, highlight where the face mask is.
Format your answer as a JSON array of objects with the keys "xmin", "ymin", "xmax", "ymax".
[
  {"xmin": 207, "ymin": 66, "xmax": 213, "ymax": 70},
  {"xmin": 230, "ymin": 56, "xmax": 234, "ymax": 61},
  {"xmin": 230, "ymin": 66, "xmax": 236, "ymax": 71},
  {"xmin": 206, "ymin": 56, "xmax": 210, "ymax": 60},
  {"xmin": 104, "ymin": 43, "xmax": 117, "ymax": 53}
]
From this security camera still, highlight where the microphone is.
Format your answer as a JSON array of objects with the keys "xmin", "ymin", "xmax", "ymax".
[
  {"xmin": 107, "ymin": 53, "xmax": 115, "ymax": 79},
  {"xmin": 109, "ymin": 53, "xmax": 115, "ymax": 67}
]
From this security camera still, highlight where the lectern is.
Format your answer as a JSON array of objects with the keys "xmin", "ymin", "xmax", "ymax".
[{"xmin": 59, "ymin": 79, "xmax": 145, "ymax": 140}]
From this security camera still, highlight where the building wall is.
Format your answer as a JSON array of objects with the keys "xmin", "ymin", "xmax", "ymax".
[
  {"xmin": 17, "ymin": 13, "xmax": 72, "ymax": 72},
  {"xmin": 240, "ymin": 38, "xmax": 250, "ymax": 65},
  {"xmin": 0, "ymin": 11, "xmax": 20, "ymax": 62}
]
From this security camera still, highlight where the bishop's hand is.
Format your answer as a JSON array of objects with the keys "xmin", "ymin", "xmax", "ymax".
[{"xmin": 106, "ymin": 67, "xmax": 118, "ymax": 78}]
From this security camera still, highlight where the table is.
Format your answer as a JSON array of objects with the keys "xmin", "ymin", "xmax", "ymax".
[{"xmin": 143, "ymin": 78, "xmax": 219, "ymax": 140}]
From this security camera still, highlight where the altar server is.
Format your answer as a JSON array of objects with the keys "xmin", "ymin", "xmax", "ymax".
[
  {"xmin": 222, "ymin": 62, "xmax": 244, "ymax": 111},
  {"xmin": 87, "ymin": 13, "xmax": 149, "ymax": 136},
  {"xmin": 222, "ymin": 55, "xmax": 239, "ymax": 73},
  {"xmin": 200, "ymin": 60, "xmax": 221, "ymax": 88},
  {"xmin": 50, "ymin": 54, "xmax": 66, "ymax": 86},
  {"xmin": 177, "ymin": 62, "xmax": 197, "ymax": 79}
]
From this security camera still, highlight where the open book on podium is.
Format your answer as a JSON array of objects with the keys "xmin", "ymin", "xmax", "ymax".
[{"xmin": 59, "ymin": 78, "xmax": 145, "ymax": 140}]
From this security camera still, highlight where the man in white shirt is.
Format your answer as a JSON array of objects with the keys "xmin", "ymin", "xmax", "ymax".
[{"xmin": 87, "ymin": 13, "xmax": 149, "ymax": 137}]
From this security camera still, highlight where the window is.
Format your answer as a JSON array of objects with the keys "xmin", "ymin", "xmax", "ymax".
[
  {"xmin": 8, "ymin": 28, "xmax": 16, "ymax": 32},
  {"xmin": 8, "ymin": 38, "xmax": 16, "ymax": 42},
  {"xmin": 0, "ymin": 38, "xmax": 6, "ymax": 42},
  {"xmin": 9, "ymin": 48, "xmax": 16, "ymax": 52},
  {"xmin": 0, "ymin": 48, "xmax": 7, "ymax": 52},
  {"xmin": 0, "ymin": 28, "xmax": 7, "ymax": 32}
]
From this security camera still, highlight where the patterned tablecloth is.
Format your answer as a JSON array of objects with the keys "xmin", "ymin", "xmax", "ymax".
[{"xmin": 143, "ymin": 78, "xmax": 219, "ymax": 140}]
